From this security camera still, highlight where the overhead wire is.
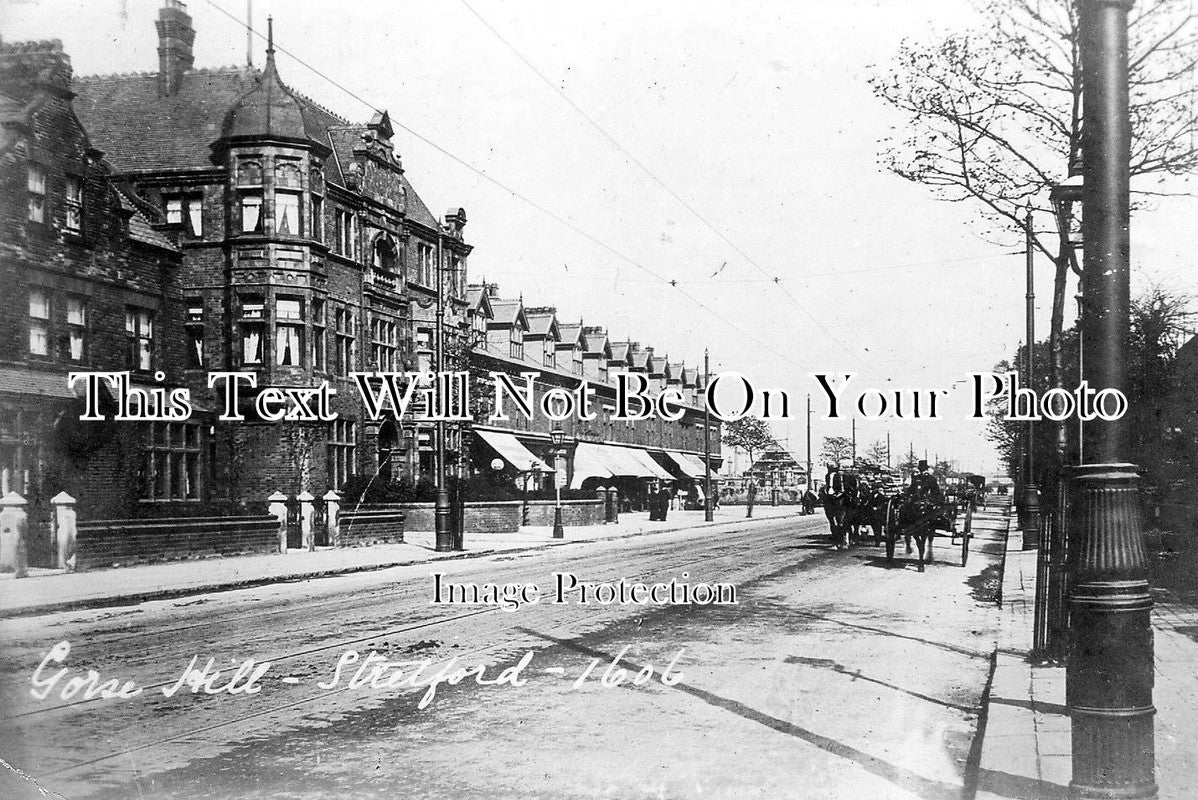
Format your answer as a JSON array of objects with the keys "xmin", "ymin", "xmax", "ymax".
[
  {"xmin": 201, "ymin": 0, "xmax": 821, "ymax": 372},
  {"xmin": 457, "ymin": 0, "xmax": 888, "ymax": 379}
]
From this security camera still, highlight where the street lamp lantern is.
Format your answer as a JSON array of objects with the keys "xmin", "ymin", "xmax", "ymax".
[
  {"xmin": 550, "ymin": 424, "xmax": 565, "ymax": 448},
  {"xmin": 1050, "ymin": 172, "xmax": 1085, "ymax": 251}
]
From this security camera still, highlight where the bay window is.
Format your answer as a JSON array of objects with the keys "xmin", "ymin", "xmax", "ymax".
[
  {"xmin": 275, "ymin": 297, "xmax": 304, "ymax": 367},
  {"xmin": 240, "ymin": 297, "xmax": 264, "ymax": 365}
]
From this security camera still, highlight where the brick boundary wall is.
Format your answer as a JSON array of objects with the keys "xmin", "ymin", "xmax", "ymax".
[
  {"xmin": 76, "ymin": 515, "xmax": 279, "ymax": 570},
  {"xmin": 337, "ymin": 506, "xmax": 405, "ymax": 547},
  {"xmin": 389, "ymin": 500, "xmax": 605, "ymax": 533},
  {"xmin": 522, "ymin": 500, "xmax": 606, "ymax": 527}
]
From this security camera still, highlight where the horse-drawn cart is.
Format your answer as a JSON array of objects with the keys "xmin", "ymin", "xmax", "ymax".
[{"xmin": 882, "ymin": 491, "xmax": 972, "ymax": 570}]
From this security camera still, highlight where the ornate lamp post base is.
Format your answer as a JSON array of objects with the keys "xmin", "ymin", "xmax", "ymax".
[
  {"xmin": 1066, "ymin": 464, "xmax": 1156, "ymax": 799},
  {"xmin": 1022, "ymin": 483, "xmax": 1041, "ymax": 550},
  {"xmin": 434, "ymin": 487, "xmax": 454, "ymax": 552}
]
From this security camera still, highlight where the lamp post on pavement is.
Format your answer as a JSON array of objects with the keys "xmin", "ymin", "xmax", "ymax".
[
  {"xmin": 1068, "ymin": 1, "xmax": 1156, "ymax": 797},
  {"xmin": 703, "ymin": 348, "xmax": 714, "ymax": 522},
  {"xmin": 550, "ymin": 424, "xmax": 565, "ymax": 539}
]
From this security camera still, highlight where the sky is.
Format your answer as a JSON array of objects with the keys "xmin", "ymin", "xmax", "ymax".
[{"xmin": 4, "ymin": 0, "xmax": 1196, "ymax": 476}]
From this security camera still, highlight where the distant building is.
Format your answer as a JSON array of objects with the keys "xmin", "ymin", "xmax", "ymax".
[
  {"xmin": 466, "ymin": 285, "xmax": 720, "ymax": 510},
  {"xmin": 744, "ymin": 446, "xmax": 808, "ymax": 489}
]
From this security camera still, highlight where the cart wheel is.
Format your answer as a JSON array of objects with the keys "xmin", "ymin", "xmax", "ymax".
[{"xmin": 961, "ymin": 534, "xmax": 970, "ymax": 567}]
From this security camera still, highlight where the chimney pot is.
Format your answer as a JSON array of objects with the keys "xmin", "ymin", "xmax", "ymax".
[{"xmin": 156, "ymin": 0, "xmax": 195, "ymax": 98}]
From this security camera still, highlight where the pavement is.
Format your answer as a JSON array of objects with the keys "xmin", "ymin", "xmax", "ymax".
[
  {"xmin": 0, "ymin": 504, "xmax": 804, "ymax": 619},
  {"xmin": 976, "ymin": 511, "xmax": 1198, "ymax": 800}
]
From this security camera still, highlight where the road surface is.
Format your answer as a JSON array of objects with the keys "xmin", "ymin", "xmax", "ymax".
[{"xmin": 0, "ymin": 512, "xmax": 1006, "ymax": 799}]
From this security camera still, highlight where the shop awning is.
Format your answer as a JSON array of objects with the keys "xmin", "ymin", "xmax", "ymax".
[
  {"xmin": 623, "ymin": 447, "xmax": 673, "ymax": 480},
  {"xmin": 475, "ymin": 430, "xmax": 551, "ymax": 473},
  {"xmin": 665, "ymin": 451, "xmax": 707, "ymax": 479},
  {"xmin": 570, "ymin": 442, "xmax": 615, "ymax": 489}
]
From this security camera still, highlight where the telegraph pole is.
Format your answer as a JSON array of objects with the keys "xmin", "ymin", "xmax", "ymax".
[
  {"xmin": 1023, "ymin": 203, "xmax": 1041, "ymax": 546},
  {"xmin": 851, "ymin": 418, "xmax": 856, "ymax": 467},
  {"xmin": 805, "ymin": 394, "xmax": 812, "ymax": 490},
  {"xmin": 886, "ymin": 431, "xmax": 891, "ymax": 469},
  {"xmin": 703, "ymin": 349, "xmax": 714, "ymax": 522},
  {"xmin": 1069, "ymin": 1, "xmax": 1155, "ymax": 796}
]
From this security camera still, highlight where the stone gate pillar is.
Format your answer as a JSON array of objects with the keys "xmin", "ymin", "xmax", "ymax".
[
  {"xmin": 297, "ymin": 491, "xmax": 315, "ymax": 551},
  {"xmin": 323, "ymin": 490, "xmax": 341, "ymax": 547},
  {"xmin": 268, "ymin": 491, "xmax": 288, "ymax": 553},
  {"xmin": 51, "ymin": 492, "xmax": 77, "ymax": 572},
  {"xmin": 0, "ymin": 492, "xmax": 28, "ymax": 577}
]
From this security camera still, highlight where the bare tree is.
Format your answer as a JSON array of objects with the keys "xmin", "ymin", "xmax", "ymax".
[
  {"xmin": 871, "ymin": 0, "xmax": 1198, "ymax": 257},
  {"xmin": 865, "ymin": 439, "xmax": 890, "ymax": 467},
  {"xmin": 722, "ymin": 416, "xmax": 776, "ymax": 472},
  {"xmin": 873, "ymin": 0, "xmax": 1198, "ymax": 475},
  {"xmin": 819, "ymin": 436, "xmax": 854, "ymax": 467}
]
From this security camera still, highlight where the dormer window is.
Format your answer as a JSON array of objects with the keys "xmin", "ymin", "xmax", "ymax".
[
  {"xmin": 65, "ymin": 177, "xmax": 83, "ymax": 234},
  {"xmin": 510, "ymin": 326, "xmax": 524, "ymax": 360},
  {"xmin": 27, "ymin": 164, "xmax": 46, "ymax": 223}
]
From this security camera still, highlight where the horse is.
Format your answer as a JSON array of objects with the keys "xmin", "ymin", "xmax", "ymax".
[
  {"xmin": 852, "ymin": 482, "xmax": 891, "ymax": 546},
  {"xmin": 820, "ymin": 478, "xmax": 853, "ymax": 549},
  {"xmin": 894, "ymin": 495, "xmax": 950, "ymax": 571}
]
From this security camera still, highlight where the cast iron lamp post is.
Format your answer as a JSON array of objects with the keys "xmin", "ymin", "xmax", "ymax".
[
  {"xmin": 550, "ymin": 424, "xmax": 565, "ymax": 539},
  {"xmin": 703, "ymin": 348, "xmax": 714, "ymax": 522},
  {"xmin": 1068, "ymin": 1, "xmax": 1156, "ymax": 797}
]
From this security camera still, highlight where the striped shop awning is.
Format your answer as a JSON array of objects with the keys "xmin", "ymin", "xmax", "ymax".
[
  {"xmin": 665, "ymin": 451, "xmax": 707, "ymax": 479},
  {"xmin": 475, "ymin": 429, "xmax": 551, "ymax": 473}
]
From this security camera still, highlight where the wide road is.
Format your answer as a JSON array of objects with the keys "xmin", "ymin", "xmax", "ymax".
[{"xmin": 0, "ymin": 511, "xmax": 1006, "ymax": 799}]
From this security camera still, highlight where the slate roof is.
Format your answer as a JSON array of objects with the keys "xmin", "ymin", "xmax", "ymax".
[
  {"xmin": 629, "ymin": 349, "xmax": 651, "ymax": 370},
  {"xmin": 583, "ymin": 329, "xmax": 610, "ymax": 356},
  {"xmin": 223, "ymin": 50, "xmax": 308, "ymax": 142},
  {"xmin": 116, "ymin": 189, "xmax": 178, "ymax": 252},
  {"xmin": 74, "ymin": 67, "xmax": 259, "ymax": 172},
  {"xmin": 489, "ymin": 299, "xmax": 524, "ymax": 327},
  {"xmin": 525, "ymin": 310, "xmax": 557, "ymax": 338},
  {"xmin": 0, "ymin": 367, "xmax": 75, "ymax": 399},
  {"xmin": 556, "ymin": 323, "xmax": 583, "ymax": 347},
  {"xmin": 73, "ymin": 65, "xmax": 443, "ymax": 230}
]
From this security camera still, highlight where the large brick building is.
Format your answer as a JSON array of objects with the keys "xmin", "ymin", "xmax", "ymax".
[
  {"xmin": 1, "ymin": 3, "xmax": 471, "ymax": 523},
  {"xmin": 70, "ymin": 3, "xmax": 470, "ymax": 500},
  {"xmin": 0, "ymin": 2, "xmax": 721, "ymax": 555}
]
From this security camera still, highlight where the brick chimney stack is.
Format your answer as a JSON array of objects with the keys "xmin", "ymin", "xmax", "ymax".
[{"xmin": 156, "ymin": 0, "xmax": 195, "ymax": 97}]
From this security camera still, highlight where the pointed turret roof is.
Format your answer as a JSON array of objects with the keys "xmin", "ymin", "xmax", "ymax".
[{"xmin": 220, "ymin": 19, "xmax": 309, "ymax": 144}]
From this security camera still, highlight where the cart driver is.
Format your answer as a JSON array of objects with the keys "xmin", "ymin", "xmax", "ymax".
[{"xmin": 907, "ymin": 460, "xmax": 943, "ymax": 503}]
